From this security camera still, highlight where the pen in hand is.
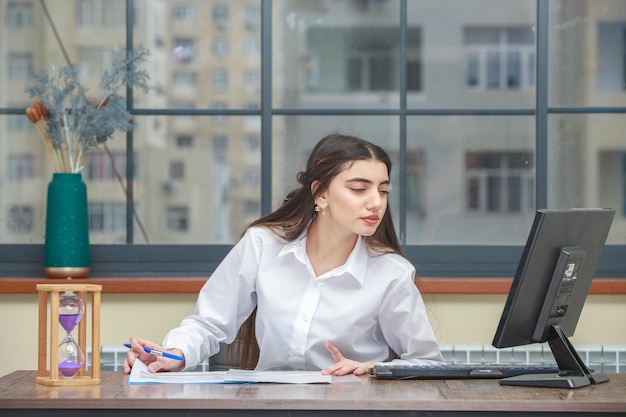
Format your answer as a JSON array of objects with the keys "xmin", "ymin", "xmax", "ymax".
[{"xmin": 124, "ymin": 343, "xmax": 184, "ymax": 361}]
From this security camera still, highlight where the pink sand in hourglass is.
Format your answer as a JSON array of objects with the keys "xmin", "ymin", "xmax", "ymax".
[
  {"xmin": 59, "ymin": 313, "xmax": 82, "ymax": 333},
  {"xmin": 58, "ymin": 360, "xmax": 82, "ymax": 377}
]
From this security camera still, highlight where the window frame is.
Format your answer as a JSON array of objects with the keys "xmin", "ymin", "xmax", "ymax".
[{"xmin": 0, "ymin": 0, "xmax": 625, "ymax": 280}]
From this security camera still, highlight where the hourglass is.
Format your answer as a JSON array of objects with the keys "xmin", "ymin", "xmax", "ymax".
[
  {"xmin": 36, "ymin": 283, "xmax": 102, "ymax": 386},
  {"xmin": 58, "ymin": 291, "xmax": 85, "ymax": 377}
]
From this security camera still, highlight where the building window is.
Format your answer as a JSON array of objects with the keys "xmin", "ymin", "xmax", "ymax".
[
  {"xmin": 244, "ymin": 4, "xmax": 260, "ymax": 29},
  {"xmin": 245, "ymin": 135, "xmax": 260, "ymax": 152},
  {"xmin": 213, "ymin": 4, "xmax": 228, "ymax": 29},
  {"xmin": 83, "ymin": 151, "xmax": 135, "ymax": 181},
  {"xmin": 7, "ymin": 206, "xmax": 33, "ymax": 233},
  {"xmin": 7, "ymin": 53, "xmax": 32, "ymax": 79},
  {"xmin": 88, "ymin": 201, "xmax": 126, "ymax": 232},
  {"xmin": 7, "ymin": 154, "xmax": 34, "ymax": 180},
  {"xmin": 77, "ymin": 48, "xmax": 114, "ymax": 79},
  {"xmin": 213, "ymin": 135, "xmax": 228, "ymax": 159},
  {"xmin": 172, "ymin": 71, "xmax": 197, "ymax": 86},
  {"xmin": 212, "ymin": 38, "xmax": 229, "ymax": 57},
  {"xmin": 7, "ymin": 2, "xmax": 33, "ymax": 29},
  {"xmin": 172, "ymin": 38, "xmax": 197, "ymax": 64},
  {"xmin": 307, "ymin": 27, "xmax": 421, "ymax": 93},
  {"xmin": 244, "ymin": 70, "xmax": 261, "ymax": 90},
  {"xmin": 212, "ymin": 69, "xmax": 228, "ymax": 90},
  {"xmin": 174, "ymin": 135, "xmax": 194, "ymax": 148},
  {"xmin": 597, "ymin": 22, "xmax": 626, "ymax": 91},
  {"xmin": 244, "ymin": 37, "xmax": 261, "ymax": 56},
  {"xmin": 466, "ymin": 152, "xmax": 534, "ymax": 213},
  {"xmin": 166, "ymin": 206, "xmax": 189, "ymax": 231},
  {"xmin": 169, "ymin": 160, "xmax": 185, "ymax": 180},
  {"xmin": 76, "ymin": 0, "xmax": 125, "ymax": 27},
  {"xmin": 464, "ymin": 27, "xmax": 535, "ymax": 90},
  {"xmin": 172, "ymin": 4, "xmax": 196, "ymax": 22}
]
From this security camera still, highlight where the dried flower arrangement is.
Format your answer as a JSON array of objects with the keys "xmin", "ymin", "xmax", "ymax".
[{"xmin": 24, "ymin": 47, "xmax": 151, "ymax": 173}]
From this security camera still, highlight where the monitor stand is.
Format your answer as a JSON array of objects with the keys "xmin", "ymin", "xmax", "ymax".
[{"xmin": 499, "ymin": 325, "xmax": 610, "ymax": 388}]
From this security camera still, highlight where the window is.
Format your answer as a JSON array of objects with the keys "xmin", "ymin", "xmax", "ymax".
[
  {"xmin": 172, "ymin": 38, "xmax": 197, "ymax": 64},
  {"xmin": 7, "ymin": 154, "xmax": 34, "ymax": 180},
  {"xmin": 83, "ymin": 151, "xmax": 131, "ymax": 182},
  {"xmin": 7, "ymin": 2, "xmax": 33, "ymax": 29},
  {"xmin": 76, "ymin": 0, "xmax": 125, "ymax": 27},
  {"xmin": 213, "ymin": 4, "xmax": 228, "ymax": 29},
  {"xmin": 245, "ymin": 37, "xmax": 261, "ymax": 56},
  {"xmin": 169, "ymin": 160, "xmax": 185, "ymax": 180},
  {"xmin": 466, "ymin": 152, "xmax": 534, "ymax": 213},
  {"xmin": 244, "ymin": 70, "xmax": 260, "ymax": 90},
  {"xmin": 88, "ymin": 201, "xmax": 126, "ymax": 233},
  {"xmin": 307, "ymin": 27, "xmax": 421, "ymax": 93},
  {"xmin": 212, "ymin": 69, "xmax": 228, "ymax": 90},
  {"xmin": 7, "ymin": 53, "xmax": 32, "ymax": 79},
  {"xmin": 174, "ymin": 135, "xmax": 194, "ymax": 148},
  {"xmin": 7, "ymin": 206, "xmax": 33, "ymax": 233},
  {"xmin": 245, "ymin": 5, "xmax": 260, "ymax": 29},
  {"xmin": 77, "ymin": 48, "xmax": 114, "ymax": 79},
  {"xmin": 597, "ymin": 22, "xmax": 626, "ymax": 91},
  {"xmin": 212, "ymin": 38, "xmax": 229, "ymax": 57},
  {"xmin": 172, "ymin": 5, "xmax": 196, "ymax": 22},
  {"xmin": 0, "ymin": 1, "xmax": 624, "ymax": 280},
  {"xmin": 464, "ymin": 27, "xmax": 535, "ymax": 90},
  {"xmin": 166, "ymin": 206, "xmax": 189, "ymax": 231},
  {"xmin": 172, "ymin": 71, "xmax": 197, "ymax": 86}
]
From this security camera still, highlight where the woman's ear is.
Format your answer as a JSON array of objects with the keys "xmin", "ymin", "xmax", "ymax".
[{"xmin": 310, "ymin": 180, "xmax": 320, "ymax": 197}]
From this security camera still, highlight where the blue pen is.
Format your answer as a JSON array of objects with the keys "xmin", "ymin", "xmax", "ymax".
[{"xmin": 124, "ymin": 343, "xmax": 184, "ymax": 361}]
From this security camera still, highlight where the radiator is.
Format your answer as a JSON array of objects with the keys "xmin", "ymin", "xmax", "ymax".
[{"xmin": 92, "ymin": 343, "xmax": 626, "ymax": 373}]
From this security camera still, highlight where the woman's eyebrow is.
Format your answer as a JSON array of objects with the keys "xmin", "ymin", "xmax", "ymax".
[{"xmin": 346, "ymin": 178, "xmax": 390, "ymax": 185}]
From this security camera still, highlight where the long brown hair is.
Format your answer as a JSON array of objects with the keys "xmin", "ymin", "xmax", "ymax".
[{"xmin": 226, "ymin": 132, "xmax": 402, "ymax": 369}]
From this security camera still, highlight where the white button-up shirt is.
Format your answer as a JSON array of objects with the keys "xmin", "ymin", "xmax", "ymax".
[{"xmin": 163, "ymin": 226, "xmax": 444, "ymax": 371}]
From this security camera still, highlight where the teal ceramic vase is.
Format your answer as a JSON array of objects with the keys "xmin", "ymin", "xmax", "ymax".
[{"xmin": 44, "ymin": 173, "xmax": 91, "ymax": 279}]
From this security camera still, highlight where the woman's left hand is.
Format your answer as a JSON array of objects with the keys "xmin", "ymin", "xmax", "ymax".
[{"xmin": 321, "ymin": 340, "xmax": 375, "ymax": 376}]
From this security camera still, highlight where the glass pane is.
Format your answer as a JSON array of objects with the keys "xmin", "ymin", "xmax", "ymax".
[
  {"xmin": 131, "ymin": 116, "xmax": 261, "ymax": 244},
  {"xmin": 406, "ymin": 116, "xmax": 535, "ymax": 244},
  {"xmin": 408, "ymin": 0, "xmax": 536, "ymax": 109},
  {"xmin": 549, "ymin": 0, "xmax": 626, "ymax": 106},
  {"xmin": 548, "ymin": 114, "xmax": 626, "ymax": 244},
  {"xmin": 277, "ymin": 0, "xmax": 402, "ymax": 109}
]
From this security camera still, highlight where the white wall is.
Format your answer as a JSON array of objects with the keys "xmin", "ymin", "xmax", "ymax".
[{"xmin": 2, "ymin": 293, "xmax": 625, "ymax": 377}]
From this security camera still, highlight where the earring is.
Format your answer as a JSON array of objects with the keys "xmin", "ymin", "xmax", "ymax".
[{"xmin": 314, "ymin": 204, "xmax": 321, "ymax": 213}]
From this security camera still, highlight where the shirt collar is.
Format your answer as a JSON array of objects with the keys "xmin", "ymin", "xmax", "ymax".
[{"xmin": 278, "ymin": 232, "xmax": 368, "ymax": 286}]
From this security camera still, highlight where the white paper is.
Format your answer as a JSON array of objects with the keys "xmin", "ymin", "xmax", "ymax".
[
  {"xmin": 128, "ymin": 359, "xmax": 342, "ymax": 385},
  {"xmin": 128, "ymin": 359, "xmax": 228, "ymax": 384},
  {"xmin": 224, "ymin": 369, "xmax": 332, "ymax": 384}
]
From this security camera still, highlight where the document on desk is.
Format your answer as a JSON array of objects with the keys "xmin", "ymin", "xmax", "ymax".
[
  {"xmin": 128, "ymin": 360, "xmax": 338, "ymax": 384},
  {"xmin": 224, "ymin": 369, "xmax": 331, "ymax": 384},
  {"xmin": 128, "ymin": 359, "xmax": 228, "ymax": 384}
]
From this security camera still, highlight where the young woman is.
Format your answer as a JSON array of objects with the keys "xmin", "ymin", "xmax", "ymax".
[{"xmin": 124, "ymin": 133, "xmax": 444, "ymax": 376}]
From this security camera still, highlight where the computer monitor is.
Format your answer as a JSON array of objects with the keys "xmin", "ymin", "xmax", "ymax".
[{"xmin": 492, "ymin": 208, "xmax": 615, "ymax": 388}]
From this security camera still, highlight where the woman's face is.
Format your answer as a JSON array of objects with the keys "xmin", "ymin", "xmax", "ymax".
[{"xmin": 318, "ymin": 159, "xmax": 390, "ymax": 237}]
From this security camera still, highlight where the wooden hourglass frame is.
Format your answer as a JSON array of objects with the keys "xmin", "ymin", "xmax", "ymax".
[{"xmin": 36, "ymin": 283, "xmax": 102, "ymax": 386}]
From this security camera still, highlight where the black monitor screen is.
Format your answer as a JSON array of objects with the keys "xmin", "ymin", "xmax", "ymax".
[{"xmin": 492, "ymin": 208, "xmax": 615, "ymax": 388}]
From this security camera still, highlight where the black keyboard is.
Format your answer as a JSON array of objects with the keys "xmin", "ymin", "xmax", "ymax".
[{"xmin": 370, "ymin": 363, "xmax": 560, "ymax": 380}]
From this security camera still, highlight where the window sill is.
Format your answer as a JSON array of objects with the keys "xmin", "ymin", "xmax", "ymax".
[{"xmin": 0, "ymin": 277, "xmax": 625, "ymax": 294}]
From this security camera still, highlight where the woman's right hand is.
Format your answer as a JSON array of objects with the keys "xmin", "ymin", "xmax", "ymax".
[{"xmin": 123, "ymin": 336, "xmax": 185, "ymax": 374}]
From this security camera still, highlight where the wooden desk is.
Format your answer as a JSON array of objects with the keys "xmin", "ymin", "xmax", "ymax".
[{"xmin": 1, "ymin": 371, "xmax": 625, "ymax": 416}]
